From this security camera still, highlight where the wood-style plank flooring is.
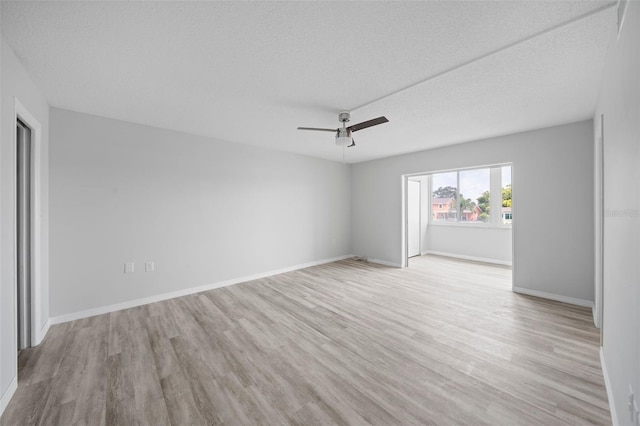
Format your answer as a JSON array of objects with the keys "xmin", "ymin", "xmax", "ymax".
[{"xmin": 1, "ymin": 255, "xmax": 610, "ymax": 425}]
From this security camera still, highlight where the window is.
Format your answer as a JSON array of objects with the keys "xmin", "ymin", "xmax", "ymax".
[
  {"xmin": 431, "ymin": 171, "xmax": 457, "ymax": 222},
  {"xmin": 459, "ymin": 168, "xmax": 490, "ymax": 223},
  {"xmin": 430, "ymin": 165, "xmax": 511, "ymax": 227}
]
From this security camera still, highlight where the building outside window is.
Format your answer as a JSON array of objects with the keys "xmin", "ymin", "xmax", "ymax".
[{"xmin": 431, "ymin": 165, "xmax": 512, "ymax": 226}]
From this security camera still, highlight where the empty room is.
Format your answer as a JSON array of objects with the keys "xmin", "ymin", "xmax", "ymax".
[{"xmin": 0, "ymin": 1, "xmax": 638, "ymax": 425}]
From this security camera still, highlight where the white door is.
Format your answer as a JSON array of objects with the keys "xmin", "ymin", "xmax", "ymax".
[{"xmin": 408, "ymin": 180, "xmax": 421, "ymax": 258}]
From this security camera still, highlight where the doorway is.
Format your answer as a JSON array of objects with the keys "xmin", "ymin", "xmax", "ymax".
[
  {"xmin": 403, "ymin": 164, "xmax": 514, "ymax": 275},
  {"xmin": 14, "ymin": 99, "xmax": 44, "ymax": 351},
  {"xmin": 407, "ymin": 179, "xmax": 421, "ymax": 258},
  {"xmin": 16, "ymin": 119, "xmax": 32, "ymax": 350}
]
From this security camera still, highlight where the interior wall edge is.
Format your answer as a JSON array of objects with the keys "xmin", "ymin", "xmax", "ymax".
[
  {"xmin": 0, "ymin": 376, "xmax": 17, "ymax": 419},
  {"xmin": 600, "ymin": 347, "xmax": 619, "ymax": 426},
  {"xmin": 1, "ymin": 35, "xmax": 50, "ymax": 414},
  {"xmin": 594, "ymin": 0, "xmax": 640, "ymax": 420},
  {"xmin": 36, "ymin": 319, "xmax": 50, "ymax": 345},
  {"xmin": 422, "ymin": 251, "xmax": 512, "ymax": 267},
  {"xmin": 513, "ymin": 286, "xmax": 594, "ymax": 308}
]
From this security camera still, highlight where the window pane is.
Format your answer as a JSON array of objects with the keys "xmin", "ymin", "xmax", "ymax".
[
  {"xmin": 459, "ymin": 168, "xmax": 490, "ymax": 223},
  {"xmin": 502, "ymin": 166, "xmax": 512, "ymax": 224},
  {"xmin": 432, "ymin": 172, "xmax": 457, "ymax": 222}
]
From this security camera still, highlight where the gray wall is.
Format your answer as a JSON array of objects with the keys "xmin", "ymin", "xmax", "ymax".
[
  {"xmin": 49, "ymin": 108, "xmax": 351, "ymax": 318},
  {"xmin": 351, "ymin": 120, "xmax": 594, "ymax": 302},
  {"xmin": 595, "ymin": 1, "xmax": 639, "ymax": 423},
  {"xmin": 426, "ymin": 225, "xmax": 512, "ymax": 264},
  {"xmin": 0, "ymin": 38, "xmax": 50, "ymax": 411}
]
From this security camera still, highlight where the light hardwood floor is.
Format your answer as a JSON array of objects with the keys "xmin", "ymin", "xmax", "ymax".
[{"xmin": 1, "ymin": 255, "xmax": 610, "ymax": 425}]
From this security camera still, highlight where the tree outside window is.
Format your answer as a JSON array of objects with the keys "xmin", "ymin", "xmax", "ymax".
[{"xmin": 430, "ymin": 166, "xmax": 511, "ymax": 226}]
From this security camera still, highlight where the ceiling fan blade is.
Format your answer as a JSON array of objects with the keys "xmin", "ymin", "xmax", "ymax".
[
  {"xmin": 347, "ymin": 116, "xmax": 389, "ymax": 132},
  {"xmin": 348, "ymin": 138, "xmax": 356, "ymax": 148},
  {"xmin": 297, "ymin": 127, "xmax": 338, "ymax": 132}
]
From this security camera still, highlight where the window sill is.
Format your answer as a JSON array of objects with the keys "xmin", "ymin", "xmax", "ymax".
[{"xmin": 428, "ymin": 222, "xmax": 512, "ymax": 230}]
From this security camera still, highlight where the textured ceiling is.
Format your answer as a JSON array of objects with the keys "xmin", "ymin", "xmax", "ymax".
[{"xmin": 1, "ymin": 1, "xmax": 617, "ymax": 163}]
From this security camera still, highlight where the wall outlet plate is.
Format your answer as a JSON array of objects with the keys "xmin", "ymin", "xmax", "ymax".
[
  {"xmin": 145, "ymin": 261, "xmax": 154, "ymax": 272},
  {"xmin": 124, "ymin": 262, "xmax": 134, "ymax": 274}
]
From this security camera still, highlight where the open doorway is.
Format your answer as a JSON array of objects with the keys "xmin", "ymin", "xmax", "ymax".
[
  {"xmin": 14, "ymin": 99, "xmax": 45, "ymax": 353},
  {"xmin": 403, "ymin": 164, "xmax": 514, "ymax": 287}
]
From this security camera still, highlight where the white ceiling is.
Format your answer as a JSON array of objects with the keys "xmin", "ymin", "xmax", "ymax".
[{"xmin": 1, "ymin": 1, "xmax": 617, "ymax": 163}]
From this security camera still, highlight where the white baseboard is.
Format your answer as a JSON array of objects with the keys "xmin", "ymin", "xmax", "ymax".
[
  {"xmin": 0, "ymin": 376, "xmax": 18, "ymax": 418},
  {"xmin": 600, "ymin": 347, "xmax": 619, "ymax": 426},
  {"xmin": 512, "ymin": 286, "xmax": 594, "ymax": 308},
  {"xmin": 366, "ymin": 258, "xmax": 403, "ymax": 268},
  {"xmin": 423, "ymin": 250, "xmax": 512, "ymax": 266},
  {"xmin": 35, "ymin": 319, "xmax": 51, "ymax": 345},
  {"xmin": 50, "ymin": 254, "xmax": 354, "ymax": 325}
]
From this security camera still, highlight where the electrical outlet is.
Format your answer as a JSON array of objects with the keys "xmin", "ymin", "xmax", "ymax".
[
  {"xmin": 145, "ymin": 261, "xmax": 154, "ymax": 272},
  {"xmin": 124, "ymin": 262, "xmax": 134, "ymax": 274}
]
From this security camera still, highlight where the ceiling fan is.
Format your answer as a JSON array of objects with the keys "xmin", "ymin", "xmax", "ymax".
[{"xmin": 297, "ymin": 111, "xmax": 389, "ymax": 147}]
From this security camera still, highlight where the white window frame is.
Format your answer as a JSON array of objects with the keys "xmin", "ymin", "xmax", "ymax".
[{"xmin": 429, "ymin": 164, "xmax": 512, "ymax": 229}]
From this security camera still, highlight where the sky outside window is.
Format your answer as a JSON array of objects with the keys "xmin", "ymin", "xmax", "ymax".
[
  {"xmin": 459, "ymin": 169, "xmax": 490, "ymax": 201},
  {"xmin": 431, "ymin": 172, "xmax": 456, "ymax": 190},
  {"xmin": 502, "ymin": 166, "xmax": 511, "ymax": 187}
]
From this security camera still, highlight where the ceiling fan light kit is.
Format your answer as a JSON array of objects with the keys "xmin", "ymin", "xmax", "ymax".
[
  {"xmin": 336, "ymin": 130, "xmax": 352, "ymax": 147},
  {"xmin": 298, "ymin": 111, "xmax": 388, "ymax": 149}
]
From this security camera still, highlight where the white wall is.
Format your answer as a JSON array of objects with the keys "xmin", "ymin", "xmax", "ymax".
[
  {"xmin": 0, "ymin": 38, "xmax": 50, "ymax": 414},
  {"xmin": 594, "ymin": 1, "xmax": 639, "ymax": 424},
  {"xmin": 49, "ymin": 108, "xmax": 351, "ymax": 319},
  {"xmin": 426, "ymin": 225, "xmax": 512, "ymax": 265},
  {"xmin": 352, "ymin": 120, "xmax": 594, "ymax": 303}
]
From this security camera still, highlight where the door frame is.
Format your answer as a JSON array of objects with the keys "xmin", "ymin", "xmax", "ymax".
[
  {"xmin": 407, "ymin": 179, "xmax": 422, "ymax": 258},
  {"xmin": 14, "ymin": 98, "xmax": 45, "ymax": 348},
  {"xmin": 595, "ymin": 114, "xmax": 604, "ymax": 334}
]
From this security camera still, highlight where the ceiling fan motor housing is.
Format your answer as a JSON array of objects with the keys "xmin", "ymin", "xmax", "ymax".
[
  {"xmin": 336, "ymin": 111, "xmax": 352, "ymax": 145},
  {"xmin": 338, "ymin": 111, "xmax": 351, "ymax": 123},
  {"xmin": 335, "ymin": 128, "xmax": 352, "ymax": 146}
]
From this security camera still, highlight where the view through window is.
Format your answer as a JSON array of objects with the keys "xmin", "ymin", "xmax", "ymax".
[
  {"xmin": 431, "ymin": 165, "xmax": 512, "ymax": 225},
  {"xmin": 460, "ymin": 168, "xmax": 490, "ymax": 223},
  {"xmin": 431, "ymin": 172, "xmax": 457, "ymax": 221}
]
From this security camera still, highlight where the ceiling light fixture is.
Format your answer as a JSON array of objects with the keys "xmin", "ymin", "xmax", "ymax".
[{"xmin": 298, "ymin": 111, "xmax": 388, "ymax": 149}]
